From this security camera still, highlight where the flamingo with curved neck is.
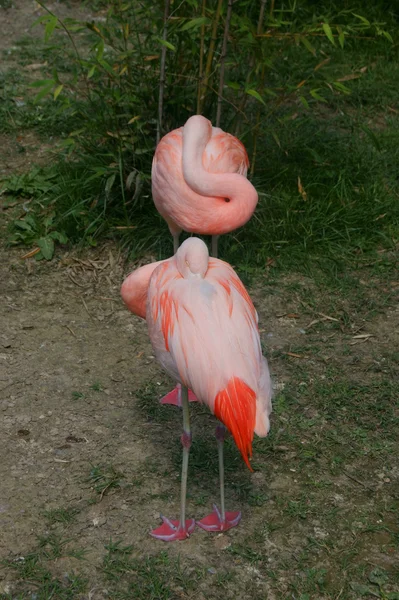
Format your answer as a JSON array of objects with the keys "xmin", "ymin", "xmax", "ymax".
[{"xmin": 152, "ymin": 115, "xmax": 258, "ymax": 255}]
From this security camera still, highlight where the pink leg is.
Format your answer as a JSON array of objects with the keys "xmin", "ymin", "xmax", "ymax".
[
  {"xmin": 159, "ymin": 383, "xmax": 198, "ymax": 407},
  {"xmin": 151, "ymin": 386, "xmax": 196, "ymax": 541},
  {"xmin": 197, "ymin": 424, "xmax": 242, "ymax": 532}
]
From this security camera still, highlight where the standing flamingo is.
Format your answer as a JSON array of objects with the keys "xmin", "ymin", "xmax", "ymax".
[
  {"xmin": 152, "ymin": 114, "xmax": 258, "ymax": 257},
  {"xmin": 151, "ymin": 115, "xmax": 258, "ymax": 407},
  {"xmin": 121, "ymin": 238, "xmax": 272, "ymax": 541}
]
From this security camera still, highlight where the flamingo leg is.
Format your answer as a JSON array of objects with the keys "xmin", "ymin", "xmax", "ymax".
[
  {"xmin": 211, "ymin": 234, "xmax": 219, "ymax": 258},
  {"xmin": 173, "ymin": 234, "xmax": 180, "ymax": 254},
  {"xmin": 150, "ymin": 385, "xmax": 196, "ymax": 541},
  {"xmin": 197, "ymin": 424, "xmax": 242, "ymax": 532}
]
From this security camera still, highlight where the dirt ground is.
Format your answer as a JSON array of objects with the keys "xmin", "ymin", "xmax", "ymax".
[{"xmin": 1, "ymin": 2, "xmax": 398, "ymax": 599}]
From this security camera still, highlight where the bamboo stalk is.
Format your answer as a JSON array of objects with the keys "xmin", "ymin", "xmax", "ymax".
[
  {"xmin": 233, "ymin": 0, "xmax": 267, "ymax": 136},
  {"xmin": 216, "ymin": 0, "xmax": 233, "ymax": 127},
  {"xmin": 198, "ymin": 0, "xmax": 223, "ymax": 114},
  {"xmin": 257, "ymin": 0, "xmax": 267, "ymax": 35},
  {"xmin": 157, "ymin": 0, "xmax": 170, "ymax": 145},
  {"xmin": 197, "ymin": 0, "xmax": 207, "ymax": 114}
]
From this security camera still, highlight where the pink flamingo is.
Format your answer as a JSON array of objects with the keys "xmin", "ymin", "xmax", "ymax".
[
  {"xmin": 152, "ymin": 115, "xmax": 258, "ymax": 257},
  {"xmin": 121, "ymin": 238, "xmax": 272, "ymax": 541},
  {"xmin": 151, "ymin": 114, "xmax": 258, "ymax": 407}
]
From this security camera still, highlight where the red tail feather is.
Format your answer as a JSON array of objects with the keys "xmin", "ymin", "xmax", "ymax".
[{"xmin": 214, "ymin": 377, "xmax": 256, "ymax": 470}]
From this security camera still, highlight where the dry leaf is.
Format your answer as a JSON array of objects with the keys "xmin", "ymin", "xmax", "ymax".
[
  {"xmin": 298, "ymin": 176, "xmax": 307, "ymax": 200},
  {"xmin": 20, "ymin": 248, "xmax": 40, "ymax": 259},
  {"xmin": 337, "ymin": 73, "xmax": 361, "ymax": 82}
]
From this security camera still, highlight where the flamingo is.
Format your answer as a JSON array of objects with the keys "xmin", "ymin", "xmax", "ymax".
[
  {"xmin": 121, "ymin": 237, "xmax": 272, "ymax": 541},
  {"xmin": 151, "ymin": 114, "xmax": 258, "ymax": 407}
]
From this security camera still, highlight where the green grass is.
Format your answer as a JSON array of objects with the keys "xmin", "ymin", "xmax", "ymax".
[
  {"xmin": 87, "ymin": 464, "xmax": 125, "ymax": 500},
  {"xmin": 0, "ymin": 0, "xmax": 398, "ymax": 269}
]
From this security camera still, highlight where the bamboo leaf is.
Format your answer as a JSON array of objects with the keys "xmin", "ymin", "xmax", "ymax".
[
  {"xmin": 322, "ymin": 23, "xmax": 336, "ymax": 46},
  {"xmin": 299, "ymin": 95, "xmax": 309, "ymax": 109},
  {"xmin": 105, "ymin": 174, "xmax": 116, "ymax": 196},
  {"xmin": 246, "ymin": 89, "xmax": 266, "ymax": 106},
  {"xmin": 359, "ymin": 125, "xmax": 381, "ymax": 151},
  {"xmin": 352, "ymin": 14, "xmax": 370, "ymax": 26},
  {"xmin": 381, "ymin": 30, "xmax": 393, "ymax": 43},
  {"xmin": 34, "ymin": 84, "xmax": 54, "ymax": 103},
  {"xmin": 30, "ymin": 79, "xmax": 56, "ymax": 88},
  {"xmin": 300, "ymin": 35, "xmax": 316, "ymax": 56},
  {"xmin": 44, "ymin": 15, "xmax": 57, "ymax": 42},
  {"xmin": 338, "ymin": 31, "xmax": 345, "ymax": 48},
  {"xmin": 53, "ymin": 84, "xmax": 63, "ymax": 100},
  {"xmin": 156, "ymin": 37, "xmax": 176, "ymax": 52},
  {"xmin": 96, "ymin": 39, "xmax": 104, "ymax": 61},
  {"xmin": 310, "ymin": 89, "xmax": 327, "ymax": 102},
  {"xmin": 180, "ymin": 17, "xmax": 208, "ymax": 31}
]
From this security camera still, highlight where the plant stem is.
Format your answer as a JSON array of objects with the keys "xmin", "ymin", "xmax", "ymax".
[
  {"xmin": 233, "ymin": 0, "xmax": 267, "ymax": 136},
  {"xmin": 216, "ymin": 0, "xmax": 233, "ymax": 127},
  {"xmin": 198, "ymin": 0, "xmax": 223, "ymax": 114},
  {"xmin": 197, "ymin": 0, "xmax": 207, "ymax": 114},
  {"xmin": 157, "ymin": 0, "xmax": 170, "ymax": 145},
  {"xmin": 257, "ymin": 0, "xmax": 268, "ymax": 35}
]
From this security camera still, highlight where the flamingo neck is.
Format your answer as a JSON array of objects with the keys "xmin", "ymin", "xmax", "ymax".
[{"xmin": 182, "ymin": 116, "xmax": 258, "ymax": 230}]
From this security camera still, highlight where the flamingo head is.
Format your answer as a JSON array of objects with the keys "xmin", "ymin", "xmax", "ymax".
[{"xmin": 176, "ymin": 237, "xmax": 209, "ymax": 279}]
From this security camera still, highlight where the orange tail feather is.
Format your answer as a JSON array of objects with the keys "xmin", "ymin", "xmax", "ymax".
[{"xmin": 214, "ymin": 377, "xmax": 256, "ymax": 471}]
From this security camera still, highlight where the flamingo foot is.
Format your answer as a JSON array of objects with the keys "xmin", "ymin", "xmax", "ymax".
[
  {"xmin": 150, "ymin": 516, "xmax": 196, "ymax": 542},
  {"xmin": 159, "ymin": 384, "xmax": 198, "ymax": 407},
  {"xmin": 197, "ymin": 504, "xmax": 242, "ymax": 532}
]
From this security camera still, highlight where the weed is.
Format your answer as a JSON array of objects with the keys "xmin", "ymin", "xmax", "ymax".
[
  {"xmin": 100, "ymin": 544, "xmax": 203, "ymax": 598},
  {"xmin": 87, "ymin": 464, "xmax": 124, "ymax": 499},
  {"xmin": 0, "ymin": 1, "xmax": 397, "ymax": 268},
  {"xmin": 90, "ymin": 381, "xmax": 103, "ymax": 391},
  {"xmin": 44, "ymin": 507, "xmax": 79, "ymax": 525}
]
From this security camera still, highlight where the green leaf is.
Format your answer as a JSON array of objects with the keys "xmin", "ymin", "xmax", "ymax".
[
  {"xmin": 381, "ymin": 30, "xmax": 393, "ymax": 43},
  {"xmin": 31, "ymin": 15, "xmax": 51, "ymax": 28},
  {"xmin": 30, "ymin": 79, "xmax": 56, "ymax": 88},
  {"xmin": 349, "ymin": 582, "xmax": 379, "ymax": 597},
  {"xmin": 53, "ymin": 84, "xmax": 63, "ymax": 100},
  {"xmin": 98, "ymin": 59, "xmax": 115, "ymax": 76},
  {"xmin": 96, "ymin": 39, "xmax": 104, "ymax": 61},
  {"xmin": 369, "ymin": 568, "xmax": 388, "ymax": 586},
  {"xmin": 300, "ymin": 35, "xmax": 316, "ymax": 55},
  {"xmin": 156, "ymin": 37, "xmax": 176, "ymax": 51},
  {"xmin": 49, "ymin": 231, "xmax": 68, "ymax": 244},
  {"xmin": 338, "ymin": 31, "xmax": 345, "ymax": 48},
  {"xmin": 227, "ymin": 81, "xmax": 240, "ymax": 90},
  {"xmin": 44, "ymin": 15, "xmax": 58, "ymax": 42},
  {"xmin": 37, "ymin": 237, "xmax": 55, "ymax": 260},
  {"xmin": 387, "ymin": 593, "xmax": 399, "ymax": 600},
  {"xmin": 359, "ymin": 125, "xmax": 381, "ymax": 151},
  {"xmin": 299, "ymin": 95, "xmax": 309, "ymax": 109},
  {"xmin": 310, "ymin": 89, "xmax": 327, "ymax": 102},
  {"xmin": 15, "ymin": 220, "xmax": 34, "ymax": 232},
  {"xmin": 332, "ymin": 81, "xmax": 351, "ymax": 94},
  {"xmin": 105, "ymin": 174, "xmax": 116, "ymax": 196},
  {"xmin": 246, "ymin": 89, "xmax": 266, "ymax": 106},
  {"xmin": 322, "ymin": 23, "xmax": 336, "ymax": 46},
  {"xmin": 180, "ymin": 17, "xmax": 208, "ymax": 31},
  {"xmin": 88, "ymin": 65, "xmax": 96, "ymax": 79},
  {"xmin": 34, "ymin": 84, "xmax": 54, "ymax": 104},
  {"xmin": 353, "ymin": 14, "xmax": 370, "ymax": 26}
]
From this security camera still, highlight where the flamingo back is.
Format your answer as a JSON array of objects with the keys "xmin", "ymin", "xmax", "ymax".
[{"xmin": 146, "ymin": 253, "xmax": 272, "ymax": 468}]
